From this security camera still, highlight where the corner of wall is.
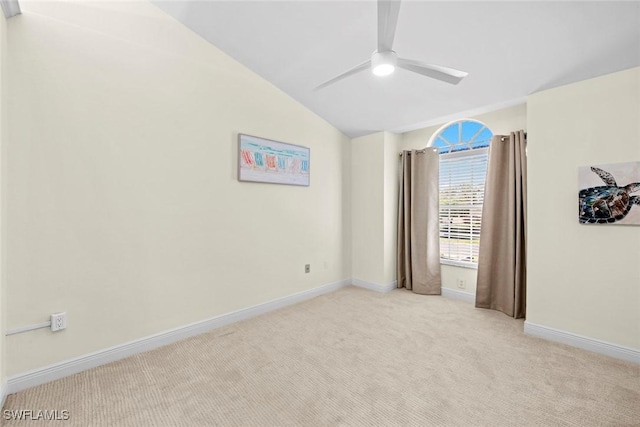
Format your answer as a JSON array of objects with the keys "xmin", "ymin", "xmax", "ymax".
[
  {"xmin": 349, "ymin": 131, "xmax": 400, "ymax": 287},
  {"xmin": 350, "ymin": 133, "xmax": 385, "ymax": 284},
  {"xmin": 0, "ymin": 8, "xmax": 7, "ymax": 406},
  {"xmin": 341, "ymin": 134, "xmax": 353, "ymax": 280},
  {"xmin": 382, "ymin": 132, "xmax": 400, "ymax": 284}
]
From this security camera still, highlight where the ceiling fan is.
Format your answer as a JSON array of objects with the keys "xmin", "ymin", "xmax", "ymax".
[{"xmin": 314, "ymin": 0, "xmax": 468, "ymax": 90}]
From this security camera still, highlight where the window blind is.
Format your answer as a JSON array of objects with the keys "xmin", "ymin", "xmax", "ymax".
[{"xmin": 439, "ymin": 149, "xmax": 488, "ymax": 264}]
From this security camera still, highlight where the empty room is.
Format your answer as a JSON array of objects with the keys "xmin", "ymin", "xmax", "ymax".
[{"xmin": 0, "ymin": 0, "xmax": 638, "ymax": 425}]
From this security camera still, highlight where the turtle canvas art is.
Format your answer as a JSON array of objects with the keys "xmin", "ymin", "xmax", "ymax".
[{"xmin": 578, "ymin": 161, "xmax": 640, "ymax": 225}]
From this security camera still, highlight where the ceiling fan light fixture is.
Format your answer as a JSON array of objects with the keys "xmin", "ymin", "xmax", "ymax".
[
  {"xmin": 373, "ymin": 63, "xmax": 395, "ymax": 76},
  {"xmin": 371, "ymin": 64, "xmax": 396, "ymax": 77},
  {"xmin": 371, "ymin": 50, "xmax": 397, "ymax": 77}
]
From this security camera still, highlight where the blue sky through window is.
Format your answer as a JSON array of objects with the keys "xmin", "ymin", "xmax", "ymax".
[{"xmin": 431, "ymin": 120, "xmax": 493, "ymax": 154}]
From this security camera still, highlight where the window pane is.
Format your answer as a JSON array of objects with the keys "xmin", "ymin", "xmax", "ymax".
[
  {"xmin": 440, "ymin": 123, "xmax": 460, "ymax": 143},
  {"xmin": 474, "ymin": 128, "xmax": 493, "ymax": 148},
  {"xmin": 461, "ymin": 121, "xmax": 483, "ymax": 142},
  {"xmin": 434, "ymin": 120, "xmax": 492, "ymax": 265},
  {"xmin": 432, "ymin": 137, "xmax": 447, "ymax": 148}
]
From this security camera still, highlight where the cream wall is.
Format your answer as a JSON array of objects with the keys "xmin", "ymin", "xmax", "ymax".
[
  {"xmin": 350, "ymin": 131, "xmax": 399, "ymax": 286},
  {"xmin": 527, "ymin": 67, "xmax": 640, "ymax": 350},
  {"xmin": 5, "ymin": 1, "xmax": 350, "ymax": 376},
  {"xmin": 400, "ymin": 104, "xmax": 527, "ymax": 294},
  {"xmin": 342, "ymin": 137, "xmax": 353, "ymax": 279},
  {"xmin": 0, "ymin": 9, "xmax": 6, "ymax": 386},
  {"xmin": 351, "ymin": 133, "xmax": 385, "ymax": 284},
  {"xmin": 382, "ymin": 132, "xmax": 400, "ymax": 285}
]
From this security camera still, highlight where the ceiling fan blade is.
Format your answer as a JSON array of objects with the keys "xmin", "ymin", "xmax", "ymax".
[
  {"xmin": 397, "ymin": 58, "xmax": 468, "ymax": 85},
  {"xmin": 378, "ymin": 0, "xmax": 401, "ymax": 52},
  {"xmin": 314, "ymin": 59, "xmax": 372, "ymax": 91}
]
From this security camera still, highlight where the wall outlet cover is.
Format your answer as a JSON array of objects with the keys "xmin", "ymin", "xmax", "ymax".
[{"xmin": 50, "ymin": 312, "xmax": 67, "ymax": 332}]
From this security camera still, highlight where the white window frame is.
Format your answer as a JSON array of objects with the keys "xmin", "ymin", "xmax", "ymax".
[{"xmin": 428, "ymin": 119, "xmax": 492, "ymax": 269}]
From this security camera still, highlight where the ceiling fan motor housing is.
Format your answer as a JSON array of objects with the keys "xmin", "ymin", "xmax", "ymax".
[{"xmin": 372, "ymin": 50, "xmax": 398, "ymax": 76}]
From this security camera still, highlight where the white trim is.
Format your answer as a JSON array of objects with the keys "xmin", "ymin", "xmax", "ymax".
[
  {"xmin": 6, "ymin": 279, "xmax": 351, "ymax": 394},
  {"xmin": 1, "ymin": 380, "xmax": 7, "ymax": 409},
  {"xmin": 524, "ymin": 321, "xmax": 640, "ymax": 364},
  {"xmin": 439, "ymin": 146, "xmax": 489, "ymax": 161},
  {"xmin": 441, "ymin": 287, "xmax": 475, "ymax": 303},
  {"xmin": 441, "ymin": 259, "xmax": 478, "ymax": 270},
  {"xmin": 393, "ymin": 97, "xmax": 526, "ymax": 134},
  {"xmin": 351, "ymin": 278, "xmax": 397, "ymax": 293}
]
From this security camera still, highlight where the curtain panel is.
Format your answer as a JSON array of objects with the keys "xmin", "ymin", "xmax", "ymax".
[
  {"xmin": 475, "ymin": 131, "xmax": 527, "ymax": 318},
  {"xmin": 397, "ymin": 149, "xmax": 441, "ymax": 295}
]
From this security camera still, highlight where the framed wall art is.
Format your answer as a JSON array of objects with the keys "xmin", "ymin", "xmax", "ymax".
[
  {"xmin": 578, "ymin": 161, "xmax": 640, "ymax": 225},
  {"xmin": 238, "ymin": 134, "xmax": 310, "ymax": 186}
]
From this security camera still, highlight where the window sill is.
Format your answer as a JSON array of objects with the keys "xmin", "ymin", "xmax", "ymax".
[{"xmin": 440, "ymin": 259, "xmax": 478, "ymax": 270}]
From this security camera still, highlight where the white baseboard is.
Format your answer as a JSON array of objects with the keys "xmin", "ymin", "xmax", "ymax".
[
  {"xmin": 6, "ymin": 279, "xmax": 351, "ymax": 395},
  {"xmin": 524, "ymin": 321, "xmax": 640, "ymax": 364},
  {"xmin": 441, "ymin": 287, "xmax": 475, "ymax": 303},
  {"xmin": 352, "ymin": 278, "xmax": 397, "ymax": 293},
  {"xmin": 1, "ymin": 380, "xmax": 7, "ymax": 409}
]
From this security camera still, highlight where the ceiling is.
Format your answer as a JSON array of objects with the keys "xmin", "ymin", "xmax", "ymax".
[{"xmin": 154, "ymin": 1, "xmax": 640, "ymax": 137}]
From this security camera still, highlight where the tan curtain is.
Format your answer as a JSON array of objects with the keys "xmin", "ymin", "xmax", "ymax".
[
  {"xmin": 397, "ymin": 149, "xmax": 441, "ymax": 295},
  {"xmin": 475, "ymin": 131, "xmax": 527, "ymax": 318}
]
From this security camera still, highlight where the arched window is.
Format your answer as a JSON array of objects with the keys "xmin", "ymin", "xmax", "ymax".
[{"xmin": 429, "ymin": 120, "xmax": 493, "ymax": 266}]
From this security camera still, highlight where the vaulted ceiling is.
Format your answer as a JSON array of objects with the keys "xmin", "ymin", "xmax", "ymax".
[{"xmin": 155, "ymin": 1, "xmax": 640, "ymax": 137}]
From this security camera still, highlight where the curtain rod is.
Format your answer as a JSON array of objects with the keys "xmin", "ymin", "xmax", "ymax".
[
  {"xmin": 400, "ymin": 131, "xmax": 528, "ymax": 155},
  {"xmin": 398, "ymin": 148, "xmax": 438, "ymax": 157},
  {"xmin": 499, "ymin": 131, "xmax": 528, "ymax": 142}
]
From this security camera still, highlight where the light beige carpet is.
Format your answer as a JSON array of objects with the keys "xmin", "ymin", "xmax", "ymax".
[{"xmin": 2, "ymin": 286, "xmax": 639, "ymax": 426}]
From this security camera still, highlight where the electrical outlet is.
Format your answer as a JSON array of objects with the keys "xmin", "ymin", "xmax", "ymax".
[
  {"xmin": 305, "ymin": 264, "xmax": 310, "ymax": 274},
  {"xmin": 457, "ymin": 279, "xmax": 466, "ymax": 289},
  {"xmin": 50, "ymin": 312, "xmax": 67, "ymax": 332}
]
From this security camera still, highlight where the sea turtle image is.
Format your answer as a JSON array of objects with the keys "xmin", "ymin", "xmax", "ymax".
[{"xmin": 579, "ymin": 167, "xmax": 640, "ymax": 224}]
